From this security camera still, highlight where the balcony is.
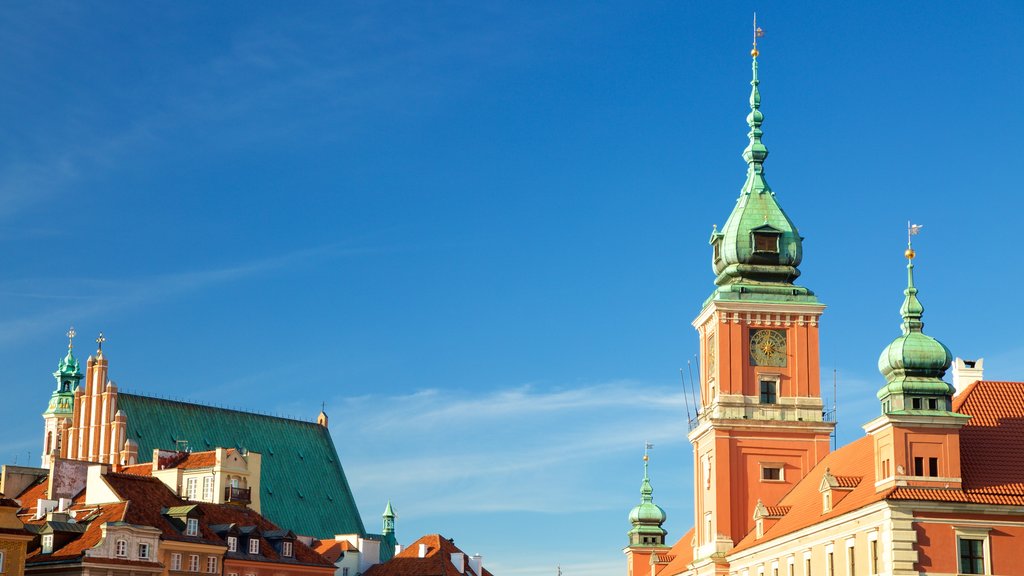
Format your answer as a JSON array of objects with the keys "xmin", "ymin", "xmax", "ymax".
[{"xmin": 224, "ymin": 486, "xmax": 251, "ymax": 504}]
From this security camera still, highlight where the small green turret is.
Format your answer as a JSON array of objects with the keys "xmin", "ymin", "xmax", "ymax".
[
  {"xmin": 707, "ymin": 48, "xmax": 816, "ymax": 305},
  {"xmin": 876, "ymin": 241, "xmax": 956, "ymax": 414},
  {"xmin": 44, "ymin": 328, "xmax": 82, "ymax": 418},
  {"xmin": 627, "ymin": 453, "xmax": 667, "ymax": 546}
]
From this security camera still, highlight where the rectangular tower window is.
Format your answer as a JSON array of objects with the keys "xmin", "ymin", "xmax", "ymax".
[
  {"xmin": 929, "ymin": 457, "xmax": 939, "ymax": 477},
  {"xmin": 760, "ymin": 380, "xmax": 777, "ymax": 404},
  {"xmin": 959, "ymin": 538, "xmax": 984, "ymax": 574},
  {"xmin": 761, "ymin": 465, "xmax": 783, "ymax": 481},
  {"xmin": 753, "ymin": 232, "xmax": 779, "ymax": 253},
  {"xmin": 914, "ymin": 457, "xmax": 924, "ymax": 476}
]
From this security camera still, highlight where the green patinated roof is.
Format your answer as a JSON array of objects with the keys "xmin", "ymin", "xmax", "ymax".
[
  {"xmin": 707, "ymin": 53, "xmax": 816, "ymax": 306},
  {"xmin": 117, "ymin": 393, "xmax": 366, "ymax": 539},
  {"xmin": 44, "ymin": 349, "xmax": 82, "ymax": 417},
  {"xmin": 876, "ymin": 255, "xmax": 958, "ymax": 414},
  {"xmin": 628, "ymin": 458, "xmax": 666, "ymax": 536}
]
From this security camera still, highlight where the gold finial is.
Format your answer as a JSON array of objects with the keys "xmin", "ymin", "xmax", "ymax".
[
  {"xmin": 751, "ymin": 13, "xmax": 765, "ymax": 57},
  {"xmin": 67, "ymin": 326, "xmax": 76, "ymax": 350},
  {"xmin": 96, "ymin": 332, "xmax": 106, "ymax": 353},
  {"xmin": 906, "ymin": 221, "xmax": 923, "ymax": 259}
]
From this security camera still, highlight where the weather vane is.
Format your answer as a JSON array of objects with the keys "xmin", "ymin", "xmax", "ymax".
[
  {"xmin": 752, "ymin": 13, "xmax": 765, "ymax": 57},
  {"xmin": 906, "ymin": 221, "xmax": 923, "ymax": 259},
  {"xmin": 644, "ymin": 441, "xmax": 654, "ymax": 462},
  {"xmin": 67, "ymin": 326, "xmax": 76, "ymax": 350}
]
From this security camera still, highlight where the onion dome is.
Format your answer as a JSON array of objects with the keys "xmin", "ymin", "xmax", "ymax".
[
  {"xmin": 708, "ymin": 48, "xmax": 815, "ymax": 304},
  {"xmin": 877, "ymin": 248, "xmax": 954, "ymax": 412},
  {"xmin": 627, "ymin": 454, "xmax": 667, "ymax": 546},
  {"xmin": 46, "ymin": 328, "xmax": 83, "ymax": 417}
]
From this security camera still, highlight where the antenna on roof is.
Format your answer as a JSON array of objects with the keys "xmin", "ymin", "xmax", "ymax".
[
  {"xmin": 688, "ymin": 356, "xmax": 700, "ymax": 417},
  {"xmin": 679, "ymin": 368, "xmax": 692, "ymax": 425},
  {"xmin": 832, "ymin": 368, "xmax": 838, "ymax": 451}
]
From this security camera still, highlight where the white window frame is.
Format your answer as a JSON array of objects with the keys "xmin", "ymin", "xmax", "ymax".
[
  {"xmin": 787, "ymin": 556, "xmax": 795, "ymax": 576},
  {"xmin": 186, "ymin": 517, "xmax": 199, "ymax": 536},
  {"xmin": 804, "ymin": 550, "xmax": 812, "ymax": 576},
  {"xmin": 846, "ymin": 537, "xmax": 856, "ymax": 576},
  {"xmin": 825, "ymin": 544, "xmax": 835, "ymax": 576},
  {"xmin": 227, "ymin": 536, "xmax": 237, "ymax": 552},
  {"xmin": 202, "ymin": 476, "xmax": 214, "ymax": 501},
  {"xmin": 188, "ymin": 554, "xmax": 200, "ymax": 572},
  {"xmin": 954, "ymin": 526, "xmax": 992, "ymax": 575},
  {"xmin": 760, "ymin": 462, "xmax": 785, "ymax": 482},
  {"xmin": 186, "ymin": 477, "xmax": 198, "ymax": 500},
  {"xmin": 248, "ymin": 538, "xmax": 260, "ymax": 555},
  {"xmin": 115, "ymin": 538, "xmax": 128, "ymax": 557},
  {"xmin": 867, "ymin": 531, "xmax": 879, "ymax": 575},
  {"xmin": 171, "ymin": 552, "xmax": 182, "ymax": 571},
  {"xmin": 139, "ymin": 542, "xmax": 151, "ymax": 560},
  {"xmin": 282, "ymin": 541, "xmax": 293, "ymax": 557},
  {"xmin": 207, "ymin": 556, "xmax": 218, "ymax": 573}
]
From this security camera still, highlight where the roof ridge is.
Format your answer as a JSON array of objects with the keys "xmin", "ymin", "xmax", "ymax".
[{"xmin": 120, "ymin": 392, "xmax": 318, "ymax": 425}]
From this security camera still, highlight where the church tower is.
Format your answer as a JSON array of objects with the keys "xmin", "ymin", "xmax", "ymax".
[
  {"xmin": 864, "ymin": 238, "xmax": 968, "ymax": 493},
  {"xmin": 688, "ymin": 32, "xmax": 834, "ymax": 571},
  {"xmin": 624, "ymin": 451, "xmax": 668, "ymax": 576},
  {"xmin": 41, "ymin": 328, "xmax": 83, "ymax": 468}
]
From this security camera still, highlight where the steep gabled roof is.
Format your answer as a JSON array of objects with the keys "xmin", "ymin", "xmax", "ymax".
[
  {"xmin": 953, "ymin": 380, "xmax": 1024, "ymax": 496},
  {"xmin": 26, "ymin": 502, "xmax": 129, "ymax": 564},
  {"xmin": 116, "ymin": 393, "xmax": 364, "ymax": 538},
  {"xmin": 729, "ymin": 380, "xmax": 1024, "ymax": 554},
  {"xmin": 655, "ymin": 527, "xmax": 695, "ymax": 576},
  {"xmin": 363, "ymin": 534, "xmax": 493, "ymax": 576}
]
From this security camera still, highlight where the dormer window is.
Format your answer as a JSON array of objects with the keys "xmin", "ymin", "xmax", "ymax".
[
  {"xmin": 822, "ymin": 490, "xmax": 832, "ymax": 513},
  {"xmin": 139, "ymin": 543, "xmax": 151, "ymax": 560},
  {"xmin": 248, "ymin": 538, "xmax": 260, "ymax": 555},
  {"xmin": 713, "ymin": 239, "xmax": 722, "ymax": 262},
  {"xmin": 227, "ymin": 536, "xmax": 238, "ymax": 552},
  {"xmin": 115, "ymin": 539, "xmax": 128, "ymax": 557},
  {"xmin": 753, "ymin": 232, "xmax": 778, "ymax": 253},
  {"xmin": 42, "ymin": 534, "xmax": 54, "ymax": 554},
  {"xmin": 282, "ymin": 541, "xmax": 293, "ymax": 557},
  {"xmin": 186, "ymin": 518, "xmax": 199, "ymax": 536}
]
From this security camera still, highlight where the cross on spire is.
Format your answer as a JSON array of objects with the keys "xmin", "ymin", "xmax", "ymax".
[
  {"xmin": 96, "ymin": 332, "xmax": 106, "ymax": 353},
  {"xmin": 67, "ymin": 326, "xmax": 76, "ymax": 350}
]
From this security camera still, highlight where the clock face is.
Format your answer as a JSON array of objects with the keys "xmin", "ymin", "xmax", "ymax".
[{"xmin": 750, "ymin": 329, "xmax": 787, "ymax": 367}]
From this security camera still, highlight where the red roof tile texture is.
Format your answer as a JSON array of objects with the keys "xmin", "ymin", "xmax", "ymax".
[
  {"xmin": 726, "ymin": 380, "xmax": 1024, "ymax": 554},
  {"xmin": 954, "ymin": 381, "xmax": 1024, "ymax": 496},
  {"xmin": 363, "ymin": 534, "xmax": 493, "ymax": 576},
  {"xmin": 26, "ymin": 502, "xmax": 128, "ymax": 563},
  {"xmin": 656, "ymin": 527, "xmax": 695, "ymax": 576}
]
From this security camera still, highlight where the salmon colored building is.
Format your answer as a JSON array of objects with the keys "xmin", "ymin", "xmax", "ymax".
[{"xmin": 624, "ymin": 39, "xmax": 1024, "ymax": 576}]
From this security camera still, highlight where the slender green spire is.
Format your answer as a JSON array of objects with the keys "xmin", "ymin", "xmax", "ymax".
[
  {"xmin": 382, "ymin": 500, "xmax": 396, "ymax": 535},
  {"xmin": 45, "ymin": 327, "xmax": 82, "ymax": 417},
  {"xmin": 742, "ymin": 54, "xmax": 770, "ymax": 194},
  {"xmin": 627, "ymin": 449, "xmax": 666, "ymax": 546},
  {"xmin": 877, "ymin": 230, "xmax": 957, "ymax": 413},
  {"xmin": 706, "ymin": 25, "xmax": 815, "ymax": 303}
]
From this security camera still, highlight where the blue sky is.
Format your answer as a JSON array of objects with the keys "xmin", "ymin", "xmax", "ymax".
[{"xmin": 2, "ymin": 1, "xmax": 1023, "ymax": 574}]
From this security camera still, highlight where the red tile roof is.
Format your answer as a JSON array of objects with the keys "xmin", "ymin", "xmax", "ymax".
[
  {"xmin": 656, "ymin": 527, "xmax": 695, "ymax": 576},
  {"xmin": 725, "ymin": 380, "xmax": 1024, "ymax": 555},
  {"xmin": 26, "ymin": 502, "xmax": 128, "ymax": 563},
  {"xmin": 363, "ymin": 534, "xmax": 493, "ymax": 576},
  {"xmin": 954, "ymin": 381, "xmax": 1024, "ymax": 496},
  {"xmin": 314, "ymin": 539, "xmax": 357, "ymax": 563}
]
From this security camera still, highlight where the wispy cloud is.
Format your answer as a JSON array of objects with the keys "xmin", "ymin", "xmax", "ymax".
[
  {"xmin": 0, "ymin": 243, "xmax": 377, "ymax": 346},
  {"xmin": 307, "ymin": 381, "xmax": 688, "ymax": 516}
]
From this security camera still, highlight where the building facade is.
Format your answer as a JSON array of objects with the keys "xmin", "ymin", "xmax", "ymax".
[{"xmin": 626, "ymin": 38, "xmax": 1024, "ymax": 576}]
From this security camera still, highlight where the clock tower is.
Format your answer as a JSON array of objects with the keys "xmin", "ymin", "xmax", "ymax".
[{"xmin": 687, "ymin": 43, "xmax": 834, "ymax": 573}]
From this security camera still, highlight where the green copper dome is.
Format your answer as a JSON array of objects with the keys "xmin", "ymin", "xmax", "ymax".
[
  {"xmin": 708, "ymin": 53, "xmax": 815, "ymax": 304},
  {"xmin": 627, "ymin": 457, "xmax": 667, "ymax": 546},
  {"xmin": 45, "ymin": 344, "xmax": 82, "ymax": 417},
  {"xmin": 877, "ymin": 256, "xmax": 955, "ymax": 412}
]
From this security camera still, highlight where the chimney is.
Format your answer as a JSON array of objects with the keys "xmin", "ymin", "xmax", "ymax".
[
  {"xmin": 46, "ymin": 511, "xmax": 70, "ymax": 523},
  {"xmin": 418, "ymin": 543, "xmax": 428, "ymax": 558},
  {"xmin": 450, "ymin": 552, "xmax": 465, "ymax": 573},
  {"xmin": 58, "ymin": 497, "xmax": 73, "ymax": 512},
  {"xmin": 469, "ymin": 554, "xmax": 483, "ymax": 575},
  {"xmin": 952, "ymin": 358, "xmax": 984, "ymax": 396}
]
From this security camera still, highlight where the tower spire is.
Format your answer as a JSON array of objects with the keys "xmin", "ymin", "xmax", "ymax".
[
  {"xmin": 742, "ymin": 13, "xmax": 769, "ymax": 194},
  {"xmin": 627, "ymin": 444, "xmax": 666, "ymax": 546}
]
